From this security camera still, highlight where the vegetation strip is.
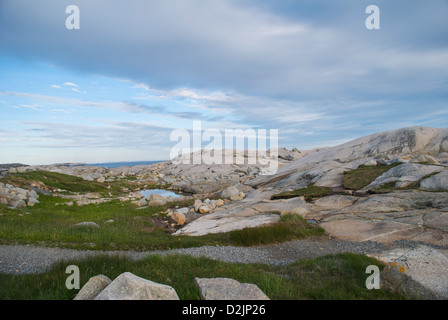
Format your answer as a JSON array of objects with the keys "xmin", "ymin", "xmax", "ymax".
[{"xmin": 0, "ymin": 253, "xmax": 406, "ymax": 300}]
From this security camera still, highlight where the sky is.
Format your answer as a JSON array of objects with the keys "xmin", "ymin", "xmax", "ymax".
[{"xmin": 0, "ymin": 0, "xmax": 447, "ymax": 165}]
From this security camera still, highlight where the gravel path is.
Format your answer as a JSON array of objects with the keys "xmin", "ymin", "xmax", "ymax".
[{"xmin": 0, "ymin": 236, "xmax": 426, "ymax": 274}]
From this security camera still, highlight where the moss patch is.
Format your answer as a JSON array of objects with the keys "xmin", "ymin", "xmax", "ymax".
[
  {"xmin": 271, "ymin": 183, "xmax": 332, "ymax": 201},
  {"xmin": 342, "ymin": 163, "xmax": 401, "ymax": 190}
]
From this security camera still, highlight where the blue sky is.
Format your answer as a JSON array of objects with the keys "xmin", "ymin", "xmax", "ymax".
[{"xmin": 1, "ymin": 0, "xmax": 447, "ymax": 165}]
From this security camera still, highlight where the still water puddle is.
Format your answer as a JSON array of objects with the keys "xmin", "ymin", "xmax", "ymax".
[{"xmin": 139, "ymin": 189, "xmax": 182, "ymax": 198}]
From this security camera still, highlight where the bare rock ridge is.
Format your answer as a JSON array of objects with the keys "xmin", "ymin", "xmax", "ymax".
[{"xmin": 248, "ymin": 126, "xmax": 448, "ymax": 189}]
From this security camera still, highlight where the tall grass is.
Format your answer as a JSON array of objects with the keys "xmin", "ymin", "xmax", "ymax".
[{"xmin": 0, "ymin": 253, "xmax": 407, "ymax": 300}]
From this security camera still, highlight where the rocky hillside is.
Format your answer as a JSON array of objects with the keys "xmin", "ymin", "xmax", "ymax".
[{"xmin": 1, "ymin": 126, "xmax": 448, "ymax": 298}]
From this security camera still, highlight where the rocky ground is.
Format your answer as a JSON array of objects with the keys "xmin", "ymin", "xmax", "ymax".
[{"xmin": 1, "ymin": 126, "xmax": 448, "ymax": 299}]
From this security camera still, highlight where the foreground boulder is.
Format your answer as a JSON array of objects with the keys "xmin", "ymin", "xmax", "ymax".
[
  {"xmin": 194, "ymin": 277, "xmax": 270, "ymax": 300},
  {"xmin": 378, "ymin": 245, "xmax": 448, "ymax": 299},
  {"xmin": 74, "ymin": 274, "xmax": 111, "ymax": 300},
  {"xmin": 94, "ymin": 272, "xmax": 180, "ymax": 300}
]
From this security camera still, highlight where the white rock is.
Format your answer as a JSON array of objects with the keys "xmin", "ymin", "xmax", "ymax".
[
  {"xmin": 220, "ymin": 186, "xmax": 240, "ymax": 199},
  {"xmin": 174, "ymin": 207, "xmax": 189, "ymax": 215},
  {"xmin": 420, "ymin": 170, "xmax": 448, "ymax": 191},
  {"xmin": 194, "ymin": 199, "xmax": 203, "ymax": 212},
  {"xmin": 362, "ymin": 163, "xmax": 444, "ymax": 190},
  {"xmin": 195, "ymin": 277, "xmax": 270, "ymax": 300},
  {"xmin": 94, "ymin": 272, "xmax": 179, "ymax": 300},
  {"xmin": 72, "ymin": 222, "xmax": 100, "ymax": 228}
]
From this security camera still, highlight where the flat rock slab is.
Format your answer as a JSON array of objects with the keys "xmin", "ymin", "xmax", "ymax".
[
  {"xmin": 94, "ymin": 272, "xmax": 179, "ymax": 300},
  {"xmin": 195, "ymin": 277, "xmax": 270, "ymax": 300},
  {"xmin": 378, "ymin": 245, "xmax": 448, "ymax": 299},
  {"xmin": 174, "ymin": 209, "xmax": 280, "ymax": 237},
  {"xmin": 251, "ymin": 197, "xmax": 309, "ymax": 214},
  {"xmin": 319, "ymin": 218, "xmax": 424, "ymax": 243},
  {"xmin": 313, "ymin": 195, "xmax": 358, "ymax": 210}
]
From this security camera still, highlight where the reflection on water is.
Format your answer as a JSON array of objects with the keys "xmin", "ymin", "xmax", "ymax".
[{"xmin": 139, "ymin": 189, "xmax": 182, "ymax": 198}]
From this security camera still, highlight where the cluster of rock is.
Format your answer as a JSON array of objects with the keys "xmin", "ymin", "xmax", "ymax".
[
  {"xmin": 0, "ymin": 182, "xmax": 39, "ymax": 208},
  {"xmin": 125, "ymin": 192, "xmax": 192, "ymax": 207},
  {"xmin": 19, "ymin": 148, "xmax": 301, "ymax": 195},
  {"xmin": 165, "ymin": 185, "xmax": 253, "ymax": 227},
  {"xmin": 74, "ymin": 272, "xmax": 269, "ymax": 300},
  {"xmin": 167, "ymin": 198, "xmax": 226, "ymax": 227},
  {"xmin": 0, "ymin": 163, "xmax": 30, "ymax": 176}
]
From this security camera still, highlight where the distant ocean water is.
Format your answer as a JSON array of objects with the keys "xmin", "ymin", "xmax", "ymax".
[{"xmin": 75, "ymin": 160, "xmax": 165, "ymax": 169}]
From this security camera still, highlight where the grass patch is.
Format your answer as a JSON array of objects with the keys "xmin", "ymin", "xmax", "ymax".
[
  {"xmin": 0, "ymin": 170, "xmax": 158, "ymax": 197},
  {"xmin": 1, "ymin": 171, "xmax": 108, "ymax": 193},
  {"xmin": 342, "ymin": 163, "xmax": 401, "ymax": 190},
  {"xmin": 0, "ymin": 253, "xmax": 407, "ymax": 300},
  {"xmin": 230, "ymin": 214, "xmax": 325, "ymax": 246},
  {"xmin": 0, "ymin": 197, "xmax": 324, "ymax": 250},
  {"xmin": 271, "ymin": 183, "xmax": 331, "ymax": 201}
]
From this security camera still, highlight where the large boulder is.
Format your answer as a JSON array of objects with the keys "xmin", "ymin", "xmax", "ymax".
[
  {"xmin": 420, "ymin": 170, "xmax": 448, "ymax": 191},
  {"xmin": 379, "ymin": 245, "xmax": 448, "ymax": 299},
  {"xmin": 94, "ymin": 272, "xmax": 180, "ymax": 300},
  {"xmin": 220, "ymin": 186, "xmax": 241, "ymax": 199},
  {"xmin": 174, "ymin": 208, "xmax": 280, "ymax": 237},
  {"xmin": 194, "ymin": 277, "xmax": 269, "ymax": 300}
]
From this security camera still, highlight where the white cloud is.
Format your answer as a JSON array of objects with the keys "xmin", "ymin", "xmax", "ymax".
[
  {"xmin": 71, "ymin": 88, "xmax": 86, "ymax": 94},
  {"xmin": 64, "ymin": 82, "xmax": 78, "ymax": 87}
]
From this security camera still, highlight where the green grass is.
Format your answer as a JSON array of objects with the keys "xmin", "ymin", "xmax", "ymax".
[
  {"xmin": 271, "ymin": 183, "xmax": 331, "ymax": 201},
  {"xmin": 342, "ymin": 163, "xmax": 401, "ymax": 190},
  {"xmin": 0, "ymin": 253, "xmax": 407, "ymax": 300},
  {"xmin": 0, "ymin": 195, "xmax": 324, "ymax": 250},
  {"xmin": 0, "ymin": 170, "xmax": 165, "ymax": 197},
  {"xmin": 1, "ymin": 171, "xmax": 108, "ymax": 193},
  {"xmin": 230, "ymin": 214, "xmax": 325, "ymax": 246}
]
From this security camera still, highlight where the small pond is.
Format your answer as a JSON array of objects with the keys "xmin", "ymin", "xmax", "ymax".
[{"xmin": 139, "ymin": 189, "xmax": 182, "ymax": 198}]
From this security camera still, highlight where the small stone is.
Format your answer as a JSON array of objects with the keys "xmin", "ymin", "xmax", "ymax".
[
  {"xmin": 72, "ymin": 222, "xmax": 100, "ymax": 228},
  {"xmin": 194, "ymin": 199, "xmax": 203, "ymax": 212},
  {"xmin": 199, "ymin": 205, "xmax": 210, "ymax": 214},
  {"xmin": 216, "ymin": 199, "xmax": 224, "ymax": 207},
  {"xmin": 171, "ymin": 212, "xmax": 186, "ymax": 226}
]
